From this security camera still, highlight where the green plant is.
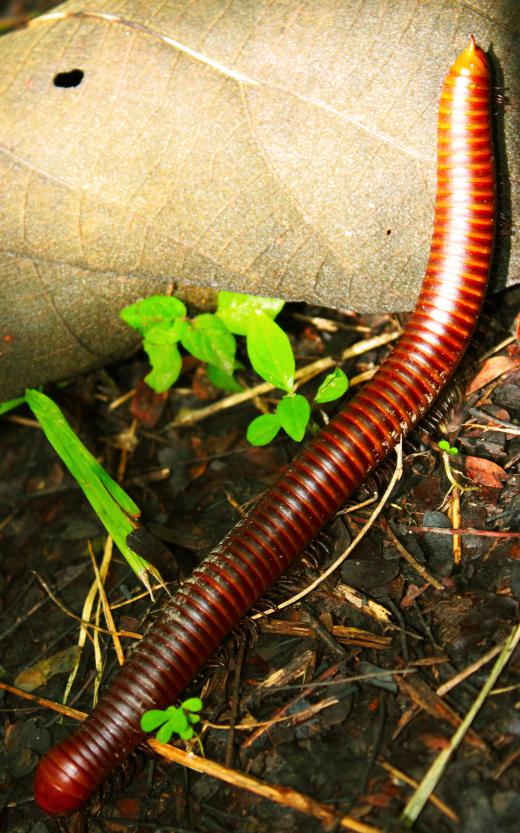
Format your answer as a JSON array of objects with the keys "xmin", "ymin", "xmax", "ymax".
[
  {"xmin": 0, "ymin": 389, "xmax": 153, "ymax": 585},
  {"xmin": 121, "ymin": 292, "xmax": 349, "ymax": 446},
  {"xmin": 0, "ymin": 395, "xmax": 25, "ymax": 416},
  {"xmin": 438, "ymin": 439, "xmax": 458, "ymax": 456},
  {"xmin": 140, "ymin": 697, "xmax": 203, "ymax": 747}
]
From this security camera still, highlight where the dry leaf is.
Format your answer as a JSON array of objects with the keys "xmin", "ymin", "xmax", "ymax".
[
  {"xmin": 400, "ymin": 583, "xmax": 429, "ymax": 610},
  {"xmin": 466, "ymin": 356, "xmax": 520, "ymax": 395},
  {"xmin": 14, "ymin": 645, "xmax": 82, "ymax": 692},
  {"xmin": 465, "ymin": 456, "xmax": 508, "ymax": 489},
  {"xmin": 0, "ymin": 0, "xmax": 519, "ymax": 398},
  {"xmin": 130, "ymin": 380, "xmax": 168, "ymax": 428}
]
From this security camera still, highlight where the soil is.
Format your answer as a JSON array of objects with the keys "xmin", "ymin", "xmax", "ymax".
[{"xmin": 1, "ymin": 286, "xmax": 519, "ymax": 833}]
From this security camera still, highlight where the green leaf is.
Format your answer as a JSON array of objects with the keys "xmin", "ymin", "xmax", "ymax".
[
  {"xmin": 438, "ymin": 438, "xmax": 458, "ymax": 455},
  {"xmin": 314, "ymin": 368, "xmax": 349, "ymax": 404},
  {"xmin": 181, "ymin": 314, "xmax": 236, "ymax": 375},
  {"xmin": 120, "ymin": 296, "xmax": 186, "ymax": 335},
  {"xmin": 143, "ymin": 341, "xmax": 182, "ymax": 393},
  {"xmin": 246, "ymin": 312, "xmax": 294, "ymax": 392},
  {"xmin": 182, "ymin": 697, "xmax": 203, "ymax": 713},
  {"xmin": 276, "ymin": 394, "xmax": 310, "ymax": 442},
  {"xmin": 206, "ymin": 364, "xmax": 243, "ymax": 393},
  {"xmin": 187, "ymin": 713, "xmax": 201, "ymax": 725},
  {"xmin": 0, "ymin": 395, "xmax": 26, "ymax": 416},
  {"xmin": 216, "ymin": 292, "xmax": 285, "ymax": 336},
  {"xmin": 168, "ymin": 709, "xmax": 189, "ymax": 734},
  {"xmin": 156, "ymin": 721, "xmax": 175, "ymax": 744},
  {"xmin": 24, "ymin": 390, "xmax": 151, "ymax": 584},
  {"xmin": 246, "ymin": 413, "xmax": 281, "ymax": 446},
  {"xmin": 145, "ymin": 318, "xmax": 187, "ymax": 345},
  {"xmin": 140, "ymin": 710, "xmax": 170, "ymax": 732},
  {"xmin": 179, "ymin": 726, "xmax": 195, "ymax": 740}
]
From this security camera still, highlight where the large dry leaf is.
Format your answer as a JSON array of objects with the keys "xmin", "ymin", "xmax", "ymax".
[{"xmin": 0, "ymin": 0, "xmax": 518, "ymax": 399}]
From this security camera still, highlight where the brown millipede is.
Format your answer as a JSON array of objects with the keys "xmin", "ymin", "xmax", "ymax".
[{"xmin": 34, "ymin": 37, "xmax": 495, "ymax": 815}]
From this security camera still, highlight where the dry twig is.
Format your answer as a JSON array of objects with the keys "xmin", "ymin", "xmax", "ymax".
[
  {"xmin": 2, "ymin": 681, "xmax": 381, "ymax": 833},
  {"xmin": 171, "ymin": 330, "xmax": 399, "ymax": 427}
]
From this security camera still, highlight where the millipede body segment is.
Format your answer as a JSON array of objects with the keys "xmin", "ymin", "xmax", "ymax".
[{"xmin": 34, "ymin": 38, "xmax": 495, "ymax": 816}]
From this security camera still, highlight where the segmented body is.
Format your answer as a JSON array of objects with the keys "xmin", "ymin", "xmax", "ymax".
[{"xmin": 34, "ymin": 38, "xmax": 495, "ymax": 816}]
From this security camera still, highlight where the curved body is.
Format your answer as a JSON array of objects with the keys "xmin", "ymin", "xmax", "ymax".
[{"xmin": 34, "ymin": 38, "xmax": 495, "ymax": 816}]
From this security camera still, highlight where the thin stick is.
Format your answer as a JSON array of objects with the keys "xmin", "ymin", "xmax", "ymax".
[
  {"xmin": 400, "ymin": 623, "xmax": 520, "ymax": 826},
  {"xmin": 207, "ymin": 697, "xmax": 338, "ymax": 732},
  {"xmin": 378, "ymin": 759, "xmax": 459, "ymax": 823},
  {"xmin": 0, "ymin": 563, "xmax": 88, "ymax": 644},
  {"xmin": 242, "ymin": 661, "xmax": 341, "ymax": 749},
  {"xmin": 480, "ymin": 333, "xmax": 516, "ymax": 361},
  {"xmin": 449, "ymin": 487, "xmax": 462, "ymax": 566},
  {"xmin": 468, "ymin": 407, "xmax": 520, "ymax": 432},
  {"xmin": 464, "ymin": 422, "xmax": 520, "ymax": 436},
  {"xmin": 380, "ymin": 519, "xmax": 444, "ymax": 591},
  {"xmin": 0, "ymin": 681, "xmax": 86, "ymax": 721},
  {"xmin": 149, "ymin": 740, "xmax": 382, "ymax": 833},
  {"xmin": 436, "ymin": 644, "xmax": 502, "ymax": 698},
  {"xmin": 406, "ymin": 526, "xmax": 520, "ymax": 539},
  {"xmin": 2, "ymin": 681, "xmax": 380, "ymax": 833},
  {"xmin": 252, "ymin": 442, "xmax": 403, "ymax": 618},
  {"xmin": 170, "ymin": 331, "xmax": 399, "ymax": 427}
]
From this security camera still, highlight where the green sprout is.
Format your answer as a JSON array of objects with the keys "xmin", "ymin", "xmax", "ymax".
[
  {"xmin": 121, "ymin": 292, "xmax": 350, "ymax": 447},
  {"xmin": 438, "ymin": 439, "xmax": 458, "ymax": 456},
  {"xmin": 141, "ymin": 697, "xmax": 204, "ymax": 751},
  {"xmin": 438, "ymin": 437, "xmax": 476, "ymax": 494}
]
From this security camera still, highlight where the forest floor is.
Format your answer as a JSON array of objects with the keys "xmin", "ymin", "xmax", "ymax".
[{"xmin": 1, "ymin": 286, "xmax": 519, "ymax": 833}]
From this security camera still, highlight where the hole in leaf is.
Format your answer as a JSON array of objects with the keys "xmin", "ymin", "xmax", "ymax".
[{"xmin": 53, "ymin": 69, "xmax": 84, "ymax": 88}]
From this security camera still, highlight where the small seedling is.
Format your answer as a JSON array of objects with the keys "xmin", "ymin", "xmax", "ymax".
[
  {"xmin": 120, "ymin": 292, "xmax": 350, "ymax": 447},
  {"xmin": 438, "ymin": 439, "xmax": 458, "ymax": 456},
  {"xmin": 246, "ymin": 365, "xmax": 349, "ymax": 447},
  {"xmin": 120, "ymin": 296, "xmax": 237, "ymax": 393},
  {"xmin": 216, "ymin": 295, "xmax": 349, "ymax": 444},
  {"xmin": 438, "ymin": 437, "xmax": 476, "ymax": 494},
  {"xmin": 141, "ymin": 697, "xmax": 203, "ymax": 750}
]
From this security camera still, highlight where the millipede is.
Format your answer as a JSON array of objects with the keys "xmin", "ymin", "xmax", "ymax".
[{"xmin": 34, "ymin": 37, "xmax": 496, "ymax": 815}]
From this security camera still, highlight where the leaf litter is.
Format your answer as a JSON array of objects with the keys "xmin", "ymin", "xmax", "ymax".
[{"xmin": 1, "ymin": 285, "xmax": 519, "ymax": 832}]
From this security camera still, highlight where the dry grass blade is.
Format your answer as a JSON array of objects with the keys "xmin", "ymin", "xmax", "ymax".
[
  {"xmin": 378, "ymin": 759, "xmax": 459, "ymax": 823},
  {"xmin": 400, "ymin": 623, "xmax": 520, "ymax": 826},
  {"xmin": 32, "ymin": 572, "xmax": 141, "ymax": 642},
  {"xmin": 88, "ymin": 540, "xmax": 125, "ymax": 666}
]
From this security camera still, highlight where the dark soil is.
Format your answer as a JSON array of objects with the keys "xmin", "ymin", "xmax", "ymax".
[{"xmin": 1, "ymin": 286, "xmax": 519, "ymax": 833}]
